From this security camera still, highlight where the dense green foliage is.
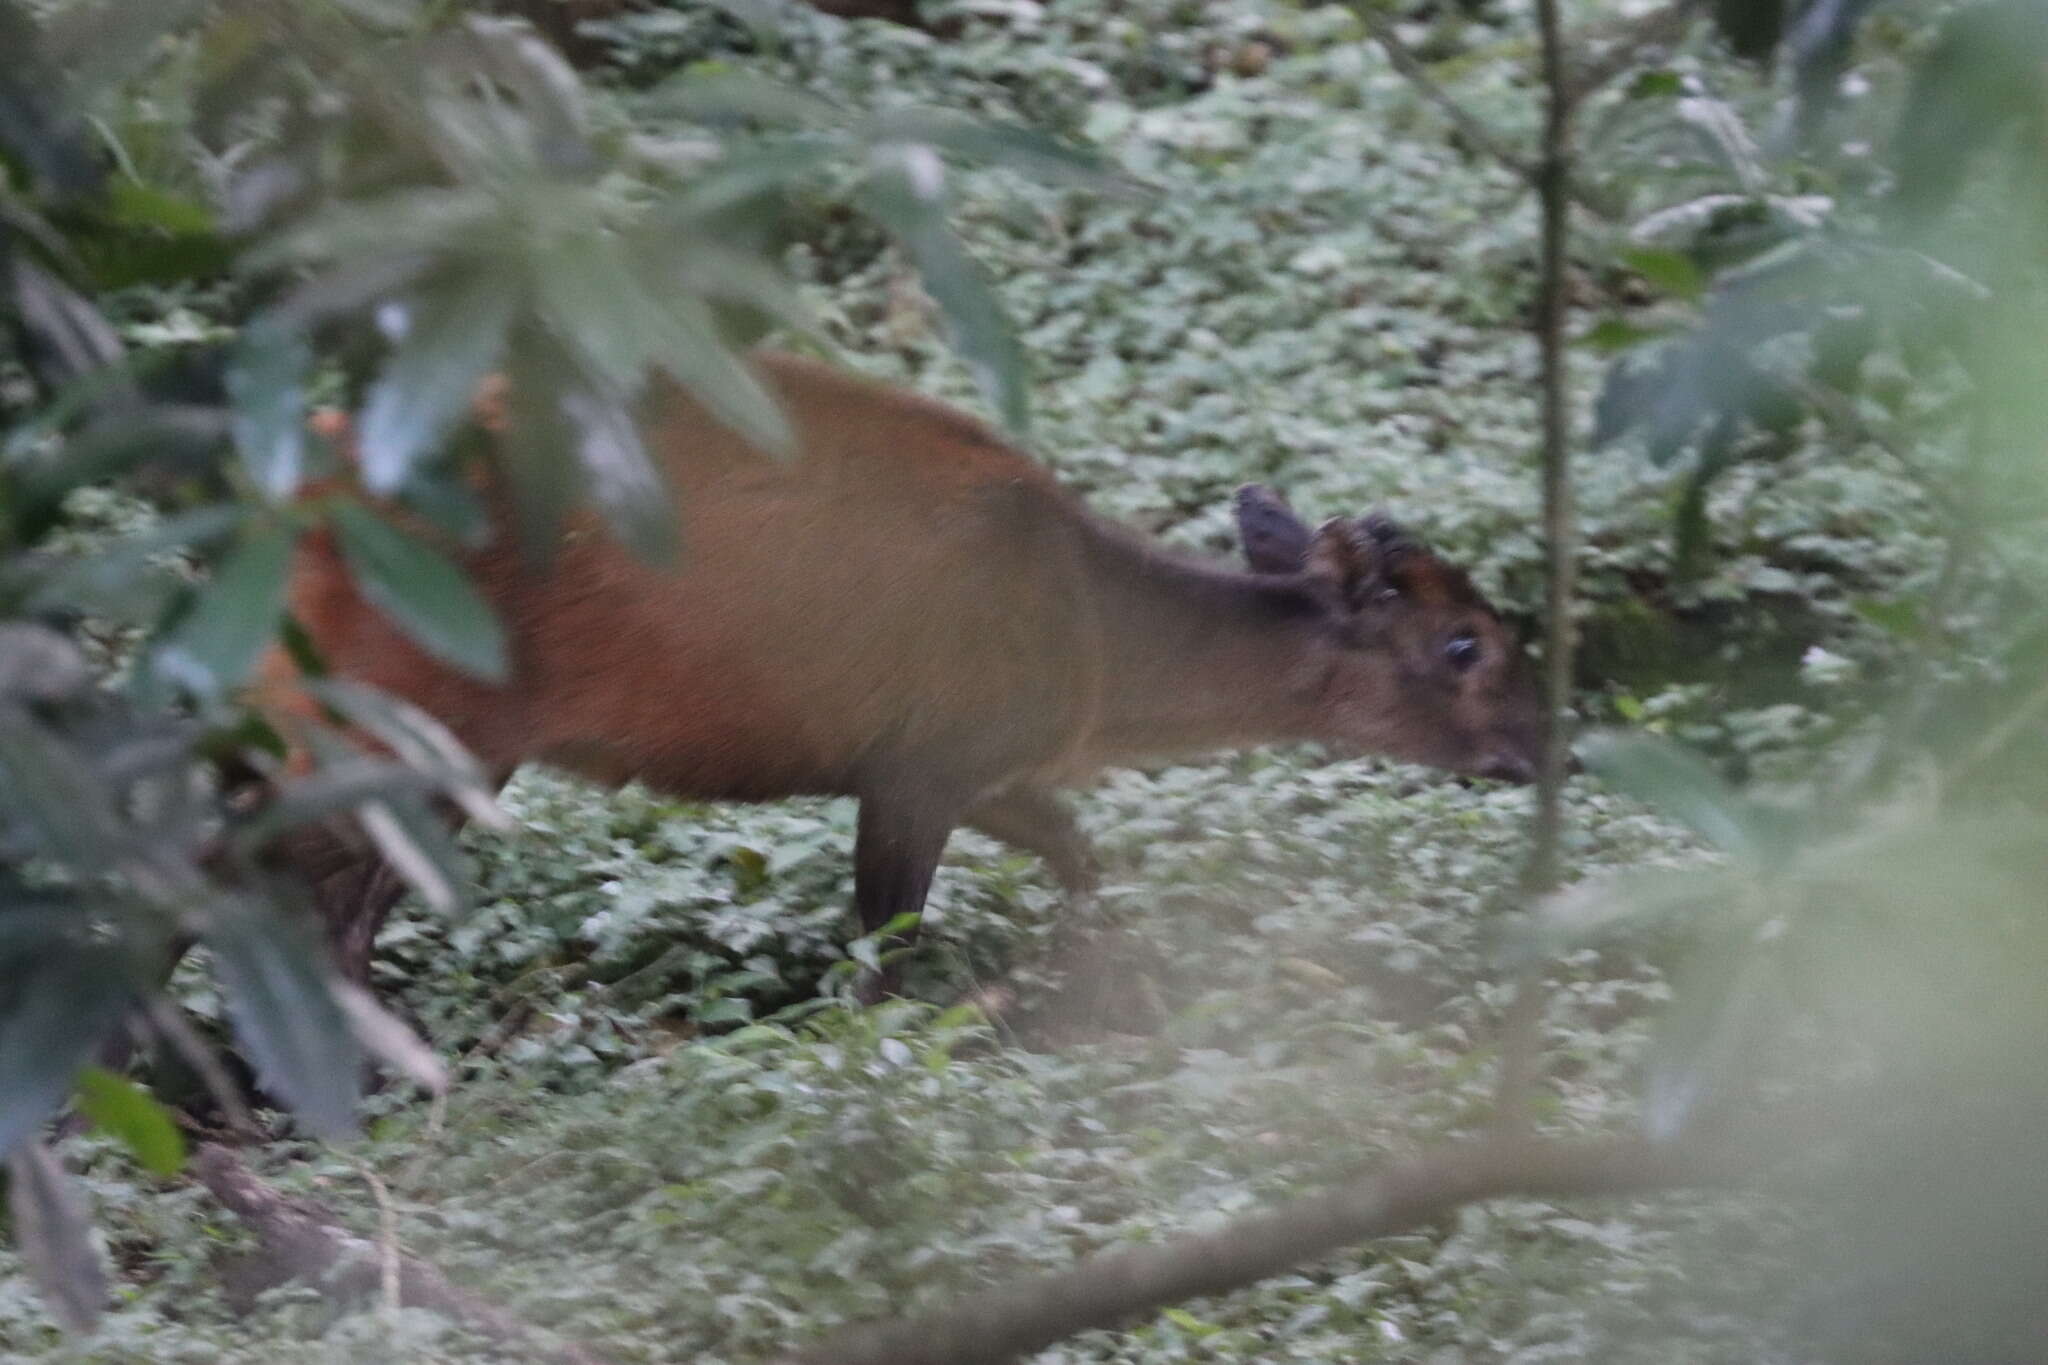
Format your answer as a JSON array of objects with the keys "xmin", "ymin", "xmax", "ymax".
[{"xmin": 6, "ymin": 0, "xmax": 2048, "ymax": 1361}]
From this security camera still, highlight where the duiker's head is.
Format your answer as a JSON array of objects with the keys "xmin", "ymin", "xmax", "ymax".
[{"xmin": 1235, "ymin": 484, "xmax": 1547, "ymax": 783}]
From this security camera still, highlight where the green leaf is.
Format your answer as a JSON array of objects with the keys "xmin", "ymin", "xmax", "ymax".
[
  {"xmin": 10, "ymin": 404, "xmax": 228, "ymax": 542},
  {"xmin": 458, "ymin": 15, "xmax": 593, "ymax": 173},
  {"xmin": 495, "ymin": 336, "xmax": 587, "ymax": 564},
  {"xmin": 558, "ymin": 380, "xmax": 683, "ymax": 564},
  {"xmin": 329, "ymin": 500, "xmax": 508, "ymax": 682},
  {"xmin": 862, "ymin": 161, "xmax": 1030, "ymax": 433},
  {"xmin": 227, "ymin": 318, "xmax": 311, "ymax": 501},
  {"xmin": 26, "ymin": 504, "xmax": 242, "ymax": 624},
  {"xmin": 1577, "ymin": 730, "xmax": 1761, "ymax": 859},
  {"xmin": 306, "ymin": 678, "xmax": 506, "ymax": 827},
  {"xmin": 0, "ymin": 928, "xmax": 133, "ymax": 1162},
  {"xmin": 1643, "ymin": 923, "xmax": 1775, "ymax": 1141},
  {"xmin": 665, "ymin": 137, "xmax": 838, "ymax": 224},
  {"xmin": 353, "ymin": 790, "xmax": 472, "ymax": 916},
  {"xmin": 243, "ymin": 187, "xmax": 497, "ymax": 273},
  {"xmin": 0, "ymin": 3, "xmax": 99, "ymax": 196},
  {"xmin": 866, "ymin": 107, "xmax": 1120, "ymax": 190},
  {"xmin": 653, "ymin": 70, "xmax": 843, "ymax": 128},
  {"xmin": 356, "ymin": 271, "xmax": 517, "ymax": 492},
  {"xmin": 1627, "ymin": 69, "xmax": 1684, "ymax": 99},
  {"xmin": 232, "ymin": 755, "xmax": 443, "ymax": 850},
  {"xmin": 74, "ymin": 1068, "xmax": 185, "ymax": 1177},
  {"xmin": 1619, "ymin": 247, "xmax": 1706, "ymax": 302},
  {"xmin": 1852, "ymin": 597, "xmax": 1924, "ymax": 641},
  {"xmin": 9, "ymin": 253, "xmax": 124, "ymax": 385},
  {"xmin": 152, "ymin": 521, "xmax": 295, "ymax": 701},
  {"xmin": 531, "ymin": 230, "xmax": 792, "ymax": 458},
  {"xmin": 207, "ymin": 902, "xmax": 361, "ymax": 1140},
  {"xmin": 0, "ymin": 703, "xmax": 124, "ymax": 868},
  {"xmin": 6, "ymin": 1142, "xmax": 105, "ymax": 1334},
  {"xmin": 1579, "ymin": 317, "xmax": 1672, "ymax": 353},
  {"xmin": 1521, "ymin": 863, "xmax": 1734, "ymax": 962}
]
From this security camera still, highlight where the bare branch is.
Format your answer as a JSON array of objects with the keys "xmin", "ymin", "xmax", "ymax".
[
  {"xmin": 776, "ymin": 1136, "xmax": 1743, "ymax": 1365},
  {"xmin": 193, "ymin": 1144, "xmax": 612, "ymax": 1365},
  {"xmin": 1497, "ymin": 0, "xmax": 1580, "ymax": 1130}
]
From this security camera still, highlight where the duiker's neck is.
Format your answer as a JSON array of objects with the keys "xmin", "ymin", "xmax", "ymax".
[{"xmin": 1077, "ymin": 522, "xmax": 1330, "ymax": 764}]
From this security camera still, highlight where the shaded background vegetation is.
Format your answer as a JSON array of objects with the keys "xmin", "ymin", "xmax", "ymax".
[{"xmin": 5, "ymin": 0, "xmax": 2048, "ymax": 1361}]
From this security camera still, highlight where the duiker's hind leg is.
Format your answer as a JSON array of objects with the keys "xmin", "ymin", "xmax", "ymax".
[{"xmin": 963, "ymin": 784, "xmax": 1099, "ymax": 896}]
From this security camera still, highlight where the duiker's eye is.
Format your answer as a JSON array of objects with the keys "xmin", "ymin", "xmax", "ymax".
[{"xmin": 1444, "ymin": 631, "xmax": 1481, "ymax": 671}]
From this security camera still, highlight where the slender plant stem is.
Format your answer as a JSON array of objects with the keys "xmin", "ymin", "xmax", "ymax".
[{"xmin": 1495, "ymin": 0, "xmax": 1578, "ymax": 1131}]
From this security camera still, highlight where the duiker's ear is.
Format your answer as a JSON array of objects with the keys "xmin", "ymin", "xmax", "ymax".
[
  {"xmin": 1302, "ymin": 517, "xmax": 1374, "ymax": 607},
  {"xmin": 1234, "ymin": 484, "xmax": 1311, "ymax": 573}
]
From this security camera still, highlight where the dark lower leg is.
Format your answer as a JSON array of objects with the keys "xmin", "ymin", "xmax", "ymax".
[{"xmin": 852, "ymin": 789, "xmax": 961, "ymax": 1001}]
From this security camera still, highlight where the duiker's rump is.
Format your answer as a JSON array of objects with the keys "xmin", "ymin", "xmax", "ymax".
[{"xmin": 263, "ymin": 352, "xmax": 1545, "ymax": 994}]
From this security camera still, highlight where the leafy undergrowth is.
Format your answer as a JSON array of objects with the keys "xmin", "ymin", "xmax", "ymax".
[{"xmin": 0, "ymin": 0, "xmax": 1909, "ymax": 1358}]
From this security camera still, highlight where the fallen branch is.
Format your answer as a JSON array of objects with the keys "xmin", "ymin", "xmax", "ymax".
[
  {"xmin": 192, "ymin": 1144, "xmax": 611, "ymax": 1365},
  {"xmin": 775, "ymin": 1135, "xmax": 1745, "ymax": 1365}
]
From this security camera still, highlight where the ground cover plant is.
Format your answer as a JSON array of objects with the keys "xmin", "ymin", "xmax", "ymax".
[{"xmin": 6, "ymin": 0, "xmax": 2048, "ymax": 1361}]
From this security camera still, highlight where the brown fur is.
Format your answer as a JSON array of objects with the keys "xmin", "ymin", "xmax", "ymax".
[{"xmin": 260, "ymin": 351, "xmax": 1546, "ymax": 993}]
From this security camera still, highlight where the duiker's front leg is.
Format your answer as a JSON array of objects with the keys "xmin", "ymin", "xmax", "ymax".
[{"xmin": 850, "ymin": 785, "xmax": 962, "ymax": 1003}]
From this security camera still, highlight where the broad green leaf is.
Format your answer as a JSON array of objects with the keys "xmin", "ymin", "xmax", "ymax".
[
  {"xmin": 0, "ymin": 623, "xmax": 88, "ymax": 703},
  {"xmin": 1852, "ymin": 597, "xmax": 1924, "ymax": 641},
  {"xmin": 41, "ymin": 0, "xmax": 207, "ymax": 102},
  {"xmin": 866, "ymin": 107, "xmax": 1119, "ymax": 190},
  {"xmin": 1579, "ymin": 317, "xmax": 1672, "ymax": 353},
  {"xmin": 532, "ymin": 230, "xmax": 792, "ymax": 457},
  {"xmin": 242, "ymin": 187, "xmax": 496, "ymax": 273},
  {"xmin": 1889, "ymin": 0, "xmax": 2048, "ymax": 225},
  {"xmin": 672, "ymin": 240, "xmax": 822, "ymax": 348},
  {"xmin": 26, "ymin": 504, "xmax": 243, "ymax": 624},
  {"xmin": 226, "ymin": 318, "xmax": 311, "ymax": 501},
  {"xmin": 1643, "ymin": 924, "xmax": 1776, "ymax": 1141},
  {"xmin": 152, "ymin": 521, "xmax": 295, "ymax": 701},
  {"xmin": 9, "ymin": 254, "xmax": 124, "ymax": 384},
  {"xmin": 333, "ymin": 981, "xmax": 447, "ymax": 1093},
  {"xmin": 232, "ymin": 755, "xmax": 443, "ymax": 850},
  {"xmin": 1522, "ymin": 863, "xmax": 1736, "ymax": 961},
  {"xmin": 1577, "ymin": 730, "xmax": 1760, "ymax": 860},
  {"xmin": 355, "ymin": 271, "xmax": 517, "ymax": 492},
  {"xmin": 353, "ymin": 790, "xmax": 471, "ymax": 916},
  {"xmin": 496, "ymin": 336, "xmax": 587, "ymax": 564},
  {"xmin": 0, "ymin": 703, "xmax": 124, "ymax": 867},
  {"xmin": 306, "ymin": 678, "xmax": 507, "ymax": 828},
  {"xmin": 458, "ymin": 15, "xmax": 592, "ymax": 173},
  {"xmin": 6, "ymin": 1142, "xmax": 105, "ymax": 1333},
  {"xmin": 11, "ymin": 404, "xmax": 228, "ymax": 542},
  {"xmin": 1618, "ymin": 247, "xmax": 1706, "ymax": 302},
  {"xmin": 329, "ymin": 500, "xmax": 508, "ymax": 682},
  {"xmin": 0, "ymin": 3, "xmax": 99, "ymax": 196},
  {"xmin": 265, "ymin": 252, "xmax": 437, "ymax": 333},
  {"xmin": 0, "ymin": 934, "xmax": 133, "ymax": 1162},
  {"xmin": 74, "ymin": 1068, "xmax": 185, "ymax": 1177},
  {"xmin": 207, "ymin": 902, "xmax": 360, "ymax": 1140},
  {"xmin": 862, "ymin": 161, "xmax": 1030, "ymax": 433},
  {"xmin": 74, "ymin": 179, "xmax": 232, "ymax": 289},
  {"xmin": 665, "ymin": 137, "xmax": 838, "ymax": 224},
  {"xmin": 653, "ymin": 70, "xmax": 843, "ymax": 128},
  {"xmin": 558, "ymin": 380, "xmax": 683, "ymax": 563}
]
